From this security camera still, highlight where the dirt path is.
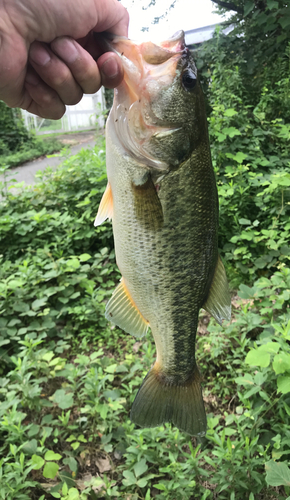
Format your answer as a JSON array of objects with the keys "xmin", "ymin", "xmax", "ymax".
[{"xmin": 2, "ymin": 132, "xmax": 97, "ymax": 188}]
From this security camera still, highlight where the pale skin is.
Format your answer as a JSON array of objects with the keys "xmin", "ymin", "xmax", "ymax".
[{"xmin": 0, "ymin": 0, "xmax": 129, "ymax": 118}]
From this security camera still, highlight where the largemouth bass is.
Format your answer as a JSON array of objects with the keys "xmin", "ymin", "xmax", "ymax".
[{"xmin": 95, "ymin": 31, "xmax": 231, "ymax": 436}]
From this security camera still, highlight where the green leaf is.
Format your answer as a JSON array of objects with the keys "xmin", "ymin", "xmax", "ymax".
[
  {"xmin": 79, "ymin": 253, "xmax": 92, "ymax": 262},
  {"xmin": 145, "ymin": 490, "xmax": 151, "ymax": 500},
  {"xmin": 273, "ymin": 353, "xmax": 290, "ymax": 375},
  {"xmin": 243, "ymin": 386, "xmax": 260, "ymax": 398},
  {"xmin": 217, "ymin": 132, "xmax": 227, "ymax": 142},
  {"xmin": 260, "ymin": 342, "xmax": 280, "ymax": 354},
  {"xmin": 62, "ymin": 483, "xmax": 68, "ymax": 496},
  {"xmin": 63, "ymin": 457, "xmax": 78, "ymax": 473},
  {"xmin": 66, "ymin": 488, "xmax": 79, "ymax": 499},
  {"xmin": 239, "ymin": 218, "xmax": 251, "ymax": 225},
  {"xmin": 53, "ymin": 389, "xmax": 74, "ymax": 409},
  {"xmin": 267, "ymin": 0, "xmax": 278, "ymax": 8},
  {"xmin": 123, "ymin": 470, "xmax": 136, "ymax": 486},
  {"xmin": 137, "ymin": 477, "xmax": 149, "ymax": 488},
  {"xmin": 224, "ymin": 108, "xmax": 237, "ymax": 117},
  {"xmin": 244, "ymin": 1, "xmax": 255, "ymax": 16},
  {"xmin": 31, "ymin": 455, "xmax": 45, "ymax": 470},
  {"xmin": 67, "ymin": 258, "xmax": 80, "ymax": 269},
  {"xmin": 277, "ymin": 375, "xmax": 290, "ymax": 394},
  {"xmin": 235, "ymin": 374, "xmax": 254, "ymax": 386},
  {"xmin": 154, "ymin": 483, "xmax": 166, "ymax": 491},
  {"xmin": 105, "ymin": 364, "xmax": 117, "ymax": 373},
  {"xmin": 42, "ymin": 351, "xmax": 54, "ymax": 362},
  {"xmin": 232, "ymin": 152, "xmax": 247, "ymax": 163},
  {"xmin": 265, "ymin": 460, "xmax": 290, "ymax": 486},
  {"xmin": 222, "ymin": 127, "xmax": 241, "ymax": 138},
  {"xmin": 8, "ymin": 279, "xmax": 24, "ymax": 289},
  {"xmin": 254, "ymin": 256, "xmax": 271, "ymax": 269},
  {"xmin": 32, "ymin": 298, "xmax": 47, "ymax": 310},
  {"xmin": 45, "ymin": 450, "xmax": 62, "ymax": 461},
  {"xmin": 22, "ymin": 439, "xmax": 38, "ymax": 455},
  {"xmin": 43, "ymin": 461, "xmax": 59, "ymax": 479},
  {"xmin": 279, "ymin": 17, "xmax": 290, "ymax": 29},
  {"xmin": 245, "ymin": 349, "xmax": 270, "ymax": 367},
  {"xmin": 238, "ymin": 284, "xmax": 257, "ymax": 299},
  {"xmin": 134, "ymin": 459, "xmax": 148, "ymax": 478}
]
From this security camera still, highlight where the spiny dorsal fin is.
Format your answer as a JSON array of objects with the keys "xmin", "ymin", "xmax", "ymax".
[
  {"xmin": 105, "ymin": 278, "xmax": 149, "ymax": 338},
  {"xmin": 94, "ymin": 183, "xmax": 113, "ymax": 226},
  {"xmin": 203, "ymin": 255, "xmax": 231, "ymax": 326}
]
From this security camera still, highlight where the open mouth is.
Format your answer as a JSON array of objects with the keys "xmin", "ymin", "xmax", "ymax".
[
  {"xmin": 104, "ymin": 31, "xmax": 186, "ymax": 108},
  {"xmin": 103, "ymin": 32, "xmax": 187, "ymax": 169}
]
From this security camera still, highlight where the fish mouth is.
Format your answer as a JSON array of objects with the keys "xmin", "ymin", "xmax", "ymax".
[{"xmin": 103, "ymin": 32, "xmax": 187, "ymax": 169}]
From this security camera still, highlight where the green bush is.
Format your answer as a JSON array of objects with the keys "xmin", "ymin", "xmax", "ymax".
[
  {"xmin": 0, "ymin": 136, "xmax": 63, "ymax": 168},
  {"xmin": 194, "ymin": 5, "xmax": 290, "ymax": 284},
  {"xmin": 0, "ymin": 101, "xmax": 63, "ymax": 168},
  {"xmin": 0, "ymin": 101, "xmax": 34, "ymax": 155}
]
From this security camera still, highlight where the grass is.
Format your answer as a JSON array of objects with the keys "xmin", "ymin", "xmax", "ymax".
[{"xmin": 0, "ymin": 140, "xmax": 289, "ymax": 500}]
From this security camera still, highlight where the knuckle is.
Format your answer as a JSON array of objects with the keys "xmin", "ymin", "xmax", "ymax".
[{"xmin": 52, "ymin": 70, "xmax": 72, "ymax": 88}]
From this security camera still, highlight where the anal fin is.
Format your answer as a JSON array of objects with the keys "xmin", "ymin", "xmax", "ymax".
[
  {"xmin": 203, "ymin": 255, "xmax": 231, "ymax": 325},
  {"xmin": 94, "ymin": 183, "xmax": 113, "ymax": 226},
  {"xmin": 105, "ymin": 278, "xmax": 149, "ymax": 338}
]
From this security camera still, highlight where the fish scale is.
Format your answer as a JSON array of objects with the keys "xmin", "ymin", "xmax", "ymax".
[{"xmin": 95, "ymin": 32, "xmax": 231, "ymax": 435}]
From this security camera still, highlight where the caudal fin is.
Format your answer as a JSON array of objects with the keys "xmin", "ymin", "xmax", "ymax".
[{"xmin": 130, "ymin": 365, "xmax": 206, "ymax": 436}]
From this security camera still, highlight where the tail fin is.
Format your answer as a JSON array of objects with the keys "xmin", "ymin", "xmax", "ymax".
[{"xmin": 130, "ymin": 365, "xmax": 207, "ymax": 436}]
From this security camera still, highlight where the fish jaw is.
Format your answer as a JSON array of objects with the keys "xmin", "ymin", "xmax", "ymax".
[{"xmin": 104, "ymin": 32, "xmax": 191, "ymax": 170}]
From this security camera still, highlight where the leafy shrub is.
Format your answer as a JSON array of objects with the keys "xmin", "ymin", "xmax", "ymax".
[
  {"xmin": 194, "ymin": 14, "xmax": 290, "ymax": 284},
  {"xmin": 0, "ymin": 138, "xmax": 117, "ymax": 368},
  {"xmin": 0, "ymin": 136, "xmax": 63, "ymax": 169},
  {"xmin": 0, "ymin": 102, "xmax": 32, "ymax": 155}
]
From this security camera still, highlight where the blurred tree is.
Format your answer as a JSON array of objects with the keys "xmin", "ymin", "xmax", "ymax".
[{"xmin": 0, "ymin": 101, "xmax": 33, "ymax": 155}]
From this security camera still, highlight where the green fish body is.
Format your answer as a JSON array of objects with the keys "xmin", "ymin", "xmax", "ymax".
[{"xmin": 95, "ymin": 32, "xmax": 231, "ymax": 436}]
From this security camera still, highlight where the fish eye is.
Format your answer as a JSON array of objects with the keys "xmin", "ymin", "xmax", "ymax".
[{"xmin": 181, "ymin": 69, "xmax": 197, "ymax": 91}]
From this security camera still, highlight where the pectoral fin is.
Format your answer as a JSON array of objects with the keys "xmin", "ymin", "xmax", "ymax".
[
  {"xmin": 106, "ymin": 278, "xmax": 149, "ymax": 338},
  {"xmin": 94, "ymin": 183, "xmax": 113, "ymax": 226},
  {"xmin": 132, "ymin": 174, "xmax": 163, "ymax": 230},
  {"xmin": 203, "ymin": 255, "xmax": 231, "ymax": 325}
]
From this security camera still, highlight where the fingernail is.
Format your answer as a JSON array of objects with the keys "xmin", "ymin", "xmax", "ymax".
[
  {"xmin": 101, "ymin": 57, "xmax": 119, "ymax": 79},
  {"xmin": 52, "ymin": 37, "xmax": 78, "ymax": 64},
  {"xmin": 25, "ymin": 72, "xmax": 39, "ymax": 86},
  {"xmin": 30, "ymin": 43, "xmax": 51, "ymax": 66}
]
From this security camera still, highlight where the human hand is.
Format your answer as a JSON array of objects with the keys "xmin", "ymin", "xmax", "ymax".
[{"xmin": 0, "ymin": 0, "xmax": 128, "ymax": 118}]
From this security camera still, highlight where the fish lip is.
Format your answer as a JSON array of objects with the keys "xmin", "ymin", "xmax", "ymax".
[
  {"xmin": 102, "ymin": 32, "xmax": 185, "ymax": 84},
  {"xmin": 105, "ymin": 32, "xmax": 188, "ymax": 170},
  {"xmin": 106, "ymin": 34, "xmax": 186, "ymax": 125}
]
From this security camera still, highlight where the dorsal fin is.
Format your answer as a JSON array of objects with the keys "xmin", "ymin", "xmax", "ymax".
[
  {"xmin": 203, "ymin": 255, "xmax": 231, "ymax": 325},
  {"xmin": 105, "ymin": 278, "xmax": 149, "ymax": 338},
  {"xmin": 94, "ymin": 183, "xmax": 113, "ymax": 226}
]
